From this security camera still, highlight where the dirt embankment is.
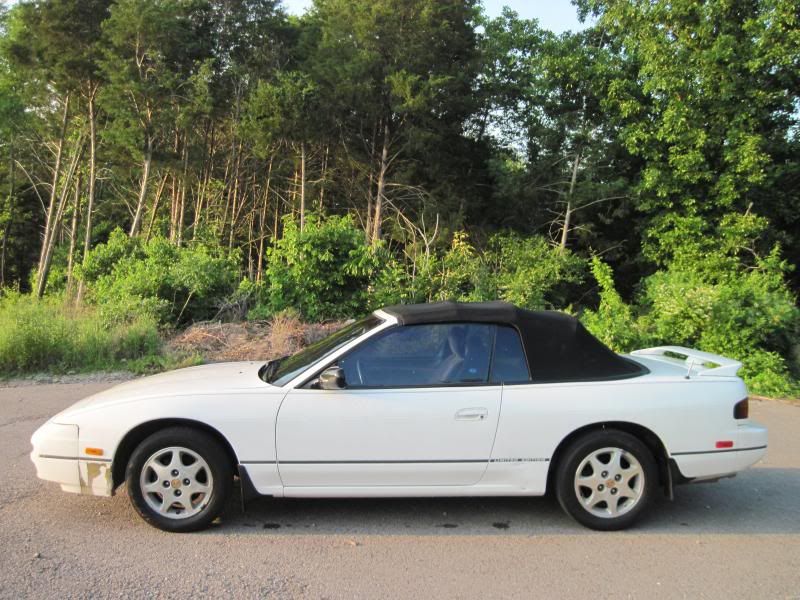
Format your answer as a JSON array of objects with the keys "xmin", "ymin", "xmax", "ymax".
[{"xmin": 166, "ymin": 313, "xmax": 347, "ymax": 363}]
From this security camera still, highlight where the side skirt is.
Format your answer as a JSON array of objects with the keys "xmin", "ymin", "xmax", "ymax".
[{"xmin": 279, "ymin": 486, "xmax": 542, "ymax": 499}]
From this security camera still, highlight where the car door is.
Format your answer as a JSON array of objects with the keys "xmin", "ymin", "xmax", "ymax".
[{"xmin": 276, "ymin": 323, "xmax": 502, "ymax": 487}]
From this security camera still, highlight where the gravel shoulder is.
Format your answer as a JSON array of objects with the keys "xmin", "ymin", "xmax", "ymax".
[
  {"xmin": 1, "ymin": 384, "xmax": 798, "ymax": 599},
  {"xmin": 0, "ymin": 371, "xmax": 137, "ymax": 388}
]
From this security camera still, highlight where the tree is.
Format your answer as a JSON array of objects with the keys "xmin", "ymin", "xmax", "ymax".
[
  {"xmin": 527, "ymin": 29, "xmax": 635, "ymax": 254},
  {"xmin": 3, "ymin": 1, "xmax": 114, "ymax": 297},
  {"xmin": 243, "ymin": 71, "xmax": 319, "ymax": 231},
  {"xmin": 98, "ymin": 0, "xmax": 200, "ymax": 238},
  {"xmin": 578, "ymin": 0, "xmax": 800, "ymax": 223},
  {"xmin": 16, "ymin": 0, "xmax": 113, "ymax": 299},
  {"xmin": 472, "ymin": 7, "xmax": 544, "ymax": 147},
  {"xmin": 306, "ymin": 0, "xmax": 481, "ymax": 244},
  {"xmin": 0, "ymin": 7, "xmax": 29, "ymax": 287}
]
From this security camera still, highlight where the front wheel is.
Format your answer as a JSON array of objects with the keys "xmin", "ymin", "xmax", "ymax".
[
  {"xmin": 126, "ymin": 427, "xmax": 233, "ymax": 532},
  {"xmin": 555, "ymin": 430, "xmax": 657, "ymax": 531}
]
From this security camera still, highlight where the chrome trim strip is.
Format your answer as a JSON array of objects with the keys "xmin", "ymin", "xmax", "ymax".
[
  {"xmin": 671, "ymin": 445, "xmax": 767, "ymax": 456},
  {"xmin": 242, "ymin": 459, "xmax": 487, "ymax": 465},
  {"xmin": 283, "ymin": 459, "xmax": 486, "ymax": 464},
  {"xmin": 38, "ymin": 454, "xmax": 112, "ymax": 462}
]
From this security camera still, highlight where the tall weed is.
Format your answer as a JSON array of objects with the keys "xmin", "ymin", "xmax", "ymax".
[{"xmin": 0, "ymin": 292, "xmax": 162, "ymax": 375}]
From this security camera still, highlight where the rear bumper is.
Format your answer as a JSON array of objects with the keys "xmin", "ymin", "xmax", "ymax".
[
  {"xmin": 30, "ymin": 422, "xmax": 113, "ymax": 497},
  {"xmin": 671, "ymin": 422, "xmax": 768, "ymax": 480}
]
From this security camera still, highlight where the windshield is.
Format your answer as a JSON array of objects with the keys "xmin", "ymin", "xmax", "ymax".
[{"xmin": 262, "ymin": 315, "xmax": 383, "ymax": 386}]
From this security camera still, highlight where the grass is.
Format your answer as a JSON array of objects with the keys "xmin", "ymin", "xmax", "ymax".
[
  {"xmin": 0, "ymin": 292, "xmax": 189, "ymax": 377},
  {"xmin": 0, "ymin": 293, "xmax": 341, "ymax": 379}
]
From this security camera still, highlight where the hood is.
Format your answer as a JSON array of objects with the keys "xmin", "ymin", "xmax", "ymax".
[{"xmin": 53, "ymin": 361, "xmax": 278, "ymax": 419}]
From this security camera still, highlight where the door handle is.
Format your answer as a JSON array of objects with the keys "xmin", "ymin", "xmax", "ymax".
[{"xmin": 455, "ymin": 407, "xmax": 488, "ymax": 421}]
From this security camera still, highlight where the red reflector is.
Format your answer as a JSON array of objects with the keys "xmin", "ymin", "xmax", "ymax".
[{"xmin": 716, "ymin": 440, "xmax": 734, "ymax": 449}]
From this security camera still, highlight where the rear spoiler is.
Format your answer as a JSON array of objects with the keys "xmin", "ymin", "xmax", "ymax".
[{"xmin": 629, "ymin": 346, "xmax": 742, "ymax": 377}]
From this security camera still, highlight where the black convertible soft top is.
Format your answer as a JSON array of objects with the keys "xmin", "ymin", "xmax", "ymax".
[{"xmin": 381, "ymin": 301, "xmax": 646, "ymax": 382}]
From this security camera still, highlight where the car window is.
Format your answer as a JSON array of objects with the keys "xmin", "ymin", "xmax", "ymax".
[
  {"xmin": 489, "ymin": 325, "xmax": 530, "ymax": 383},
  {"xmin": 339, "ymin": 323, "xmax": 495, "ymax": 388},
  {"xmin": 266, "ymin": 316, "xmax": 383, "ymax": 386}
]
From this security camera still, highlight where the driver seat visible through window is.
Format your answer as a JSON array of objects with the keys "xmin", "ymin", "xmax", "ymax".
[
  {"xmin": 338, "ymin": 323, "xmax": 496, "ymax": 388},
  {"xmin": 436, "ymin": 326, "xmax": 467, "ymax": 382}
]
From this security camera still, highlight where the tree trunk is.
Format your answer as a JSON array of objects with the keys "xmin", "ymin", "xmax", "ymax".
[
  {"xmin": 168, "ymin": 132, "xmax": 181, "ymax": 243},
  {"xmin": 372, "ymin": 121, "xmax": 390, "ymax": 246},
  {"xmin": 246, "ymin": 210, "xmax": 255, "ymax": 280},
  {"xmin": 273, "ymin": 186, "xmax": 280, "ymax": 248},
  {"xmin": 228, "ymin": 139, "xmax": 243, "ymax": 249},
  {"xmin": 177, "ymin": 141, "xmax": 188, "ymax": 246},
  {"xmin": 559, "ymin": 151, "xmax": 581, "ymax": 253},
  {"xmin": 318, "ymin": 144, "xmax": 328, "ymax": 211},
  {"xmin": 36, "ymin": 137, "xmax": 85, "ymax": 298},
  {"xmin": 299, "ymin": 142, "xmax": 306, "ymax": 231},
  {"xmin": 365, "ymin": 121, "xmax": 377, "ymax": 242},
  {"xmin": 226, "ymin": 86, "xmax": 242, "ymax": 247},
  {"xmin": 1, "ymin": 144, "xmax": 15, "ymax": 287},
  {"xmin": 76, "ymin": 91, "xmax": 97, "ymax": 304},
  {"xmin": 256, "ymin": 158, "xmax": 273, "ymax": 284},
  {"xmin": 194, "ymin": 121, "xmax": 215, "ymax": 240},
  {"xmin": 145, "ymin": 172, "xmax": 169, "ymax": 242},
  {"xmin": 66, "ymin": 173, "xmax": 82, "ymax": 295},
  {"xmin": 36, "ymin": 93, "xmax": 71, "ymax": 295},
  {"xmin": 129, "ymin": 135, "xmax": 153, "ymax": 237},
  {"xmin": 290, "ymin": 168, "xmax": 299, "ymax": 221}
]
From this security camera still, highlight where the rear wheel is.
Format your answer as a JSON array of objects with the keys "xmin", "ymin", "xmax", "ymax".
[
  {"xmin": 126, "ymin": 427, "xmax": 233, "ymax": 532},
  {"xmin": 555, "ymin": 430, "xmax": 657, "ymax": 531}
]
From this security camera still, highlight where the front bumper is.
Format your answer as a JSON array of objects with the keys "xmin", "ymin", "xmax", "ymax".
[
  {"xmin": 30, "ymin": 422, "xmax": 114, "ymax": 497},
  {"xmin": 671, "ymin": 421, "xmax": 768, "ymax": 480}
]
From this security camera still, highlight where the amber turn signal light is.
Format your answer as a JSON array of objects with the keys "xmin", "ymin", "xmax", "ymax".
[
  {"xmin": 84, "ymin": 447, "xmax": 104, "ymax": 456},
  {"xmin": 733, "ymin": 398, "xmax": 749, "ymax": 420}
]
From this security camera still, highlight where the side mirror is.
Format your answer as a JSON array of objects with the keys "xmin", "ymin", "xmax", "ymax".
[{"xmin": 318, "ymin": 366, "xmax": 346, "ymax": 390}]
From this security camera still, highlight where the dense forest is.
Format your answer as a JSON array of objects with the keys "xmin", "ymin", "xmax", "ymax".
[{"xmin": 0, "ymin": 0, "xmax": 798, "ymax": 395}]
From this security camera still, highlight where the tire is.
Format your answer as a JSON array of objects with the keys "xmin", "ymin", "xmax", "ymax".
[
  {"xmin": 126, "ymin": 427, "xmax": 233, "ymax": 532},
  {"xmin": 555, "ymin": 429, "xmax": 657, "ymax": 531}
]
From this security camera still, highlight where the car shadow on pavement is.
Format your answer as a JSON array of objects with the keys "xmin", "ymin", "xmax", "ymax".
[
  {"xmin": 204, "ymin": 467, "xmax": 800, "ymax": 536},
  {"xmin": 41, "ymin": 466, "xmax": 799, "ymax": 536}
]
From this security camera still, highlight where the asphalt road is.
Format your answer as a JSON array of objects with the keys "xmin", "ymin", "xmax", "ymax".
[{"xmin": 1, "ymin": 382, "xmax": 798, "ymax": 599}]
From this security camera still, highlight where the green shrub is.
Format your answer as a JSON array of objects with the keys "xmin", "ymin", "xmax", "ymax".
[
  {"xmin": 582, "ymin": 257, "xmax": 642, "ymax": 351},
  {"xmin": 434, "ymin": 232, "xmax": 488, "ymax": 302},
  {"xmin": 77, "ymin": 228, "xmax": 240, "ymax": 325},
  {"xmin": 260, "ymin": 214, "xmax": 380, "ymax": 321},
  {"xmin": 367, "ymin": 253, "xmax": 412, "ymax": 307},
  {"xmin": 738, "ymin": 350, "xmax": 797, "ymax": 398},
  {"xmin": 582, "ymin": 214, "xmax": 800, "ymax": 398},
  {"xmin": 0, "ymin": 291, "xmax": 164, "ymax": 375},
  {"xmin": 370, "ymin": 231, "xmax": 586, "ymax": 310},
  {"xmin": 484, "ymin": 233, "xmax": 585, "ymax": 310}
]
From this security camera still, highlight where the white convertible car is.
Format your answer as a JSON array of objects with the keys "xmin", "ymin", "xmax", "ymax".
[{"xmin": 31, "ymin": 301, "xmax": 767, "ymax": 532}]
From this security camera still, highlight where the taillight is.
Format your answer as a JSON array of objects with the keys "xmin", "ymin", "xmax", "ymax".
[{"xmin": 734, "ymin": 398, "xmax": 749, "ymax": 419}]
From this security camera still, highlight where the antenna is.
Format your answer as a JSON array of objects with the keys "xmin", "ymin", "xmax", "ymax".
[{"xmin": 685, "ymin": 357, "xmax": 695, "ymax": 379}]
